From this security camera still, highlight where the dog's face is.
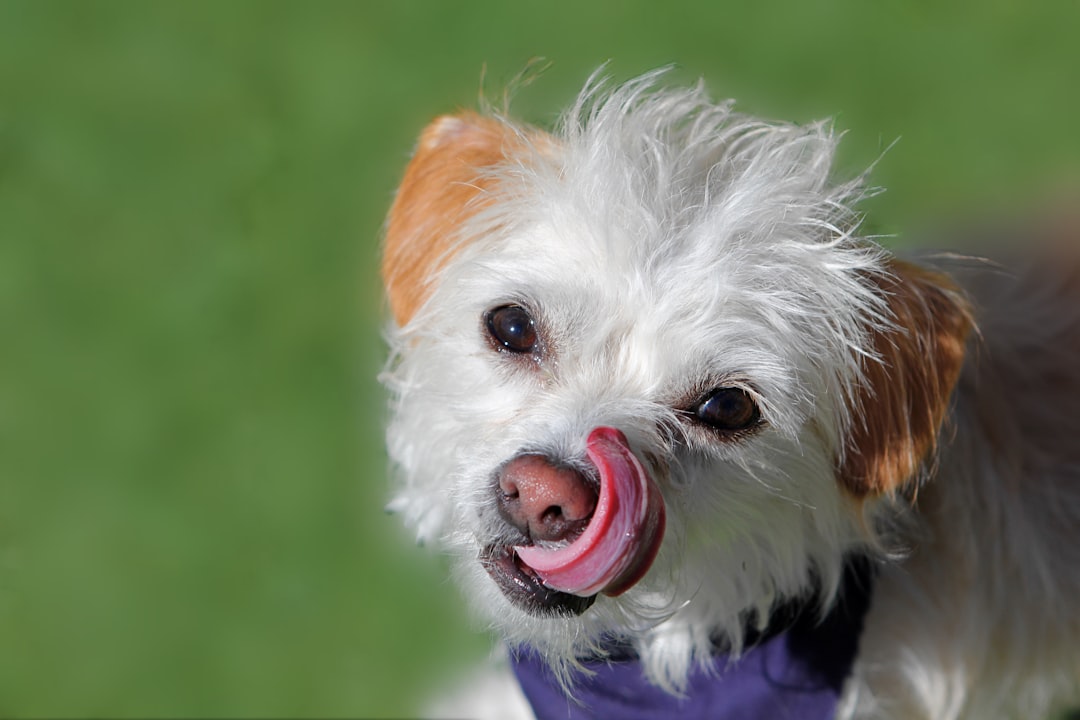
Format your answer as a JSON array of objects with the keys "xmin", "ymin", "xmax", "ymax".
[{"xmin": 381, "ymin": 74, "xmax": 971, "ymax": 689}]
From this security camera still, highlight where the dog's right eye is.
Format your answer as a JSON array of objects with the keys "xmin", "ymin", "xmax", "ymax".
[
  {"xmin": 693, "ymin": 387, "xmax": 761, "ymax": 434},
  {"xmin": 485, "ymin": 305, "xmax": 538, "ymax": 353}
]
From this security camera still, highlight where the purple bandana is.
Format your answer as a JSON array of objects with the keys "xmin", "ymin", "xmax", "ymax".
[{"xmin": 511, "ymin": 560, "xmax": 873, "ymax": 720}]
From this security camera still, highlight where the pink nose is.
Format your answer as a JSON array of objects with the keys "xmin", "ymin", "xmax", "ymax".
[{"xmin": 497, "ymin": 455, "xmax": 598, "ymax": 544}]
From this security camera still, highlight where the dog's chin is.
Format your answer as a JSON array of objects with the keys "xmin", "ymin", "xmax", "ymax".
[{"xmin": 480, "ymin": 545, "xmax": 597, "ymax": 617}]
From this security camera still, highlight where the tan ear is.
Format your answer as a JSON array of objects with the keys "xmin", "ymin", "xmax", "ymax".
[
  {"xmin": 840, "ymin": 259, "xmax": 974, "ymax": 496},
  {"xmin": 382, "ymin": 112, "xmax": 520, "ymax": 326}
]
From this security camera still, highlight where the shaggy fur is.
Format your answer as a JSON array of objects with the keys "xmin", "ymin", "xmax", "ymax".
[{"xmin": 380, "ymin": 70, "xmax": 1080, "ymax": 718}]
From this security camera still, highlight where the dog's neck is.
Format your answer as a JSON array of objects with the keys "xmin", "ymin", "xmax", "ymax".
[{"xmin": 511, "ymin": 557, "xmax": 875, "ymax": 719}]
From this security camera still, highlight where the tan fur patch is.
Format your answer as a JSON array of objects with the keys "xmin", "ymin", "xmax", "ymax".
[
  {"xmin": 382, "ymin": 113, "xmax": 521, "ymax": 326},
  {"xmin": 841, "ymin": 260, "xmax": 975, "ymax": 496}
]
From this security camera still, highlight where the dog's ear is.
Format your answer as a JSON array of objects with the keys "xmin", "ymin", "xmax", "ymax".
[
  {"xmin": 382, "ymin": 113, "xmax": 520, "ymax": 327},
  {"xmin": 840, "ymin": 260, "xmax": 974, "ymax": 497}
]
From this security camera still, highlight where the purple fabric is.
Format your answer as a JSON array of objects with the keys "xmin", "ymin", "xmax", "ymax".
[{"xmin": 511, "ymin": 560, "xmax": 873, "ymax": 720}]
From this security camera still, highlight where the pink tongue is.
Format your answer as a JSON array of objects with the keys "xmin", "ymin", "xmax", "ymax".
[{"xmin": 514, "ymin": 426, "xmax": 665, "ymax": 597}]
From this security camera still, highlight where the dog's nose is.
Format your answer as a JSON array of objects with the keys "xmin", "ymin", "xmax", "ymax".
[{"xmin": 497, "ymin": 455, "xmax": 598, "ymax": 544}]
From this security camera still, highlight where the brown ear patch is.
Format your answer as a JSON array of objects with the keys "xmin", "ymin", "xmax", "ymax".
[
  {"xmin": 840, "ymin": 259, "xmax": 974, "ymax": 497},
  {"xmin": 382, "ymin": 112, "xmax": 521, "ymax": 326}
]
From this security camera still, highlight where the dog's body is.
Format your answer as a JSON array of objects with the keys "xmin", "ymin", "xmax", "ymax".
[
  {"xmin": 845, "ymin": 248, "xmax": 1080, "ymax": 718},
  {"xmin": 380, "ymin": 72, "xmax": 1080, "ymax": 719}
]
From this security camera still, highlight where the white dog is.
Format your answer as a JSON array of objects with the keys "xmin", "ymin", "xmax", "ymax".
[{"xmin": 380, "ymin": 71, "xmax": 1080, "ymax": 719}]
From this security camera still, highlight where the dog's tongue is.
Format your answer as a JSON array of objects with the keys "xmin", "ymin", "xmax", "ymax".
[{"xmin": 514, "ymin": 426, "xmax": 665, "ymax": 597}]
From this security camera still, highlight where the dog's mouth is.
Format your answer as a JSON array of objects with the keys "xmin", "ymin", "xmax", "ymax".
[
  {"xmin": 479, "ymin": 545, "xmax": 598, "ymax": 617},
  {"xmin": 481, "ymin": 427, "xmax": 666, "ymax": 617}
]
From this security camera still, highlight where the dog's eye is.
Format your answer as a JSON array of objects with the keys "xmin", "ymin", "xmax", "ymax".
[
  {"xmin": 695, "ymin": 387, "xmax": 761, "ymax": 432},
  {"xmin": 485, "ymin": 305, "xmax": 538, "ymax": 353}
]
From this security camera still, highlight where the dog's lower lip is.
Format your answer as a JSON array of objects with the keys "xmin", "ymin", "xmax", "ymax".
[{"xmin": 480, "ymin": 545, "xmax": 596, "ymax": 617}]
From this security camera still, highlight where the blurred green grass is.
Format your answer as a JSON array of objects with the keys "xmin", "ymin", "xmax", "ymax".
[{"xmin": 0, "ymin": 1, "xmax": 1077, "ymax": 717}]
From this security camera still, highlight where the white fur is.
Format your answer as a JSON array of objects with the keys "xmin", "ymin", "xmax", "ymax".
[{"xmin": 382, "ymin": 72, "xmax": 1080, "ymax": 718}]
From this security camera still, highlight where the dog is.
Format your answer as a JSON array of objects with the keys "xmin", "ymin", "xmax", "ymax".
[{"xmin": 379, "ymin": 70, "xmax": 1080, "ymax": 719}]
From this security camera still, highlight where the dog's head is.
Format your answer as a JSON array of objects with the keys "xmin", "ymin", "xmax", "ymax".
[{"xmin": 380, "ymin": 73, "xmax": 971, "ymax": 689}]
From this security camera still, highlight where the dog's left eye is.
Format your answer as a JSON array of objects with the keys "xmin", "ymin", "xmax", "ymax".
[
  {"xmin": 485, "ymin": 304, "xmax": 538, "ymax": 353},
  {"xmin": 694, "ymin": 387, "xmax": 761, "ymax": 433}
]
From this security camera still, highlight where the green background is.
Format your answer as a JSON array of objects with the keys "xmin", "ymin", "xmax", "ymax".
[{"xmin": 1, "ymin": 1, "xmax": 1077, "ymax": 717}]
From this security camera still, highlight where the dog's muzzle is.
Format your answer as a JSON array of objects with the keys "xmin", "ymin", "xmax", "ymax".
[{"xmin": 481, "ymin": 426, "xmax": 666, "ymax": 617}]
